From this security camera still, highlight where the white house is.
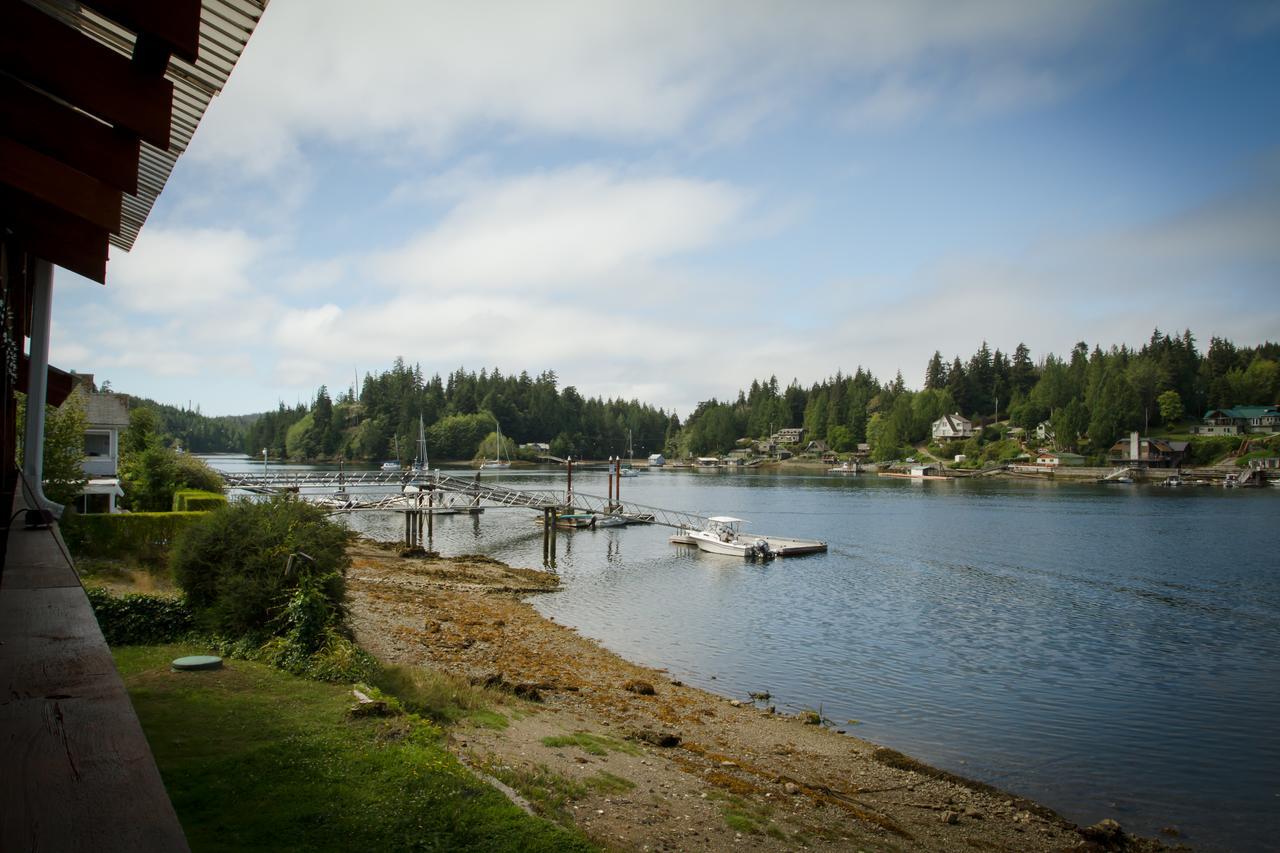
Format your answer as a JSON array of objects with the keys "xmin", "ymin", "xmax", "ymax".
[
  {"xmin": 774, "ymin": 427, "xmax": 805, "ymax": 444},
  {"xmin": 931, "ymin": 413, "xmax": 974, "ymax": 442},
  {"xmin": 75, "ymin": 378, "xmax": 128, "ymax": 513}
]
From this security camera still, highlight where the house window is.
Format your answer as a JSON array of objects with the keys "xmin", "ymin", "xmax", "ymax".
[{"xmin": 85, "ymin": 432, "xmax": 111, "ymax": 456}]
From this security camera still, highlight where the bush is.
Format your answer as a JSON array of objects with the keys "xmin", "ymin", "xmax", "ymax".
[
  {"xmin": 62, "ymin": 512, "xmax": 208, "ymax": 564},
  {"xmin": 85, "ymin": 587, "xmax": 194, "ymax": 645},
  {"xmin": 171, "ymin": 496, "xmax": 351, "ymax": 642},
  {"xmin": 121, "ymin": 447, "xmax": 224, "ymax": 511},
  {"xmin": 171, "ymin": 489, "xmax": 228, "ymax": 512},
  {"xmin": 1185, "ymin": 435, "xmax": 1244, "ymax": 465}
]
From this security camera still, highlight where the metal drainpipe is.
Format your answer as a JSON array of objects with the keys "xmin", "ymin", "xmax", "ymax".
[{"xmin": 22, "ymin": 258, "xmax": 63, "ymax": 518}]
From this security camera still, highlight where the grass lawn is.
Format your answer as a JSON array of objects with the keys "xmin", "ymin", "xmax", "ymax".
[{"xmin": 114, "ymin": 645, "xmax": 592, "ymax": 852}]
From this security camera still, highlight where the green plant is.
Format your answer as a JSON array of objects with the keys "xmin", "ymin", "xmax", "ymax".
[
  {"xmin": 171, "ymin": 496, "xmax": 351, "ymax": 641},
  {"xmin": 85, "ymin": 587, "xmax": 193, "ymax": 645},
  {"xmin": 62, "ymin": 511, "xmax": 208, "ymax": 564},
  {"xmin": 371, "ymin": 663, "xmax": 507, "ymax": 727},
  {"xmin": 171, "ymin": 488, "xmax": 227, "ymax": 512},
  {"xmin": 540, "ymin": 732, "xmax": 639, "ymax": 757}
]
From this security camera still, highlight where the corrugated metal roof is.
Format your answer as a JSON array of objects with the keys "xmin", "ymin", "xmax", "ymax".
[{"xmin": 24, "ymin": 0, "xmax": 270, "ymax": 252}]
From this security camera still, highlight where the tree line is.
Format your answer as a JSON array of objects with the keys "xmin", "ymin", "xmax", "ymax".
[
  {"xmin": 241, "ymin": 359, "xmax": 677, "ymax": 463},
  {"xmin": 676, "ymin": 330, "xmax": 1279, "ymax": 461}
]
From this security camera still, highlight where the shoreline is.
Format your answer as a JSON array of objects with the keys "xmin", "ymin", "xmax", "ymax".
[{"xmin": 344, "ymin": 538, "xmax": 1178, "ymax": 851}]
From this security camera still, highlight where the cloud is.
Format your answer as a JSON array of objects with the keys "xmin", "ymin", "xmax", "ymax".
[
  {"xmin": 373, "ymin": 165, "xmax": 749, "ymax": 291},
  {"xmin": 192, "ymin": 0, "xmax": 1133, "ymax": 171},
  {"xmin": 106, "ymin": 228, "xmax": 266, "ymax": 313}
]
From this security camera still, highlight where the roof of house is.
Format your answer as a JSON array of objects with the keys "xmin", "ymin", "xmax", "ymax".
[
  {"xmin": 1202, "ymin": 406, "xmax": 1280, "ymax": 419},
  {"xmin": 83, "ymin": 392, "xmax": 130, "ymax": 428},
  {"xmin": 933, "ymin": 413, "xmax": 971, "ymax": 432}
]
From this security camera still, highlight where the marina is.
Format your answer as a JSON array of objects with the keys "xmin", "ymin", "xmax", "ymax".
[{"xmin": 209, "ymin": 456, "xmax": 1280, "ymax": 852}]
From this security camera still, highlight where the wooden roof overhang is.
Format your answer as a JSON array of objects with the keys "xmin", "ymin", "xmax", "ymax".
[{"xmin": 1, "ymin": 0, "xmax": 269, "ymax": 283}]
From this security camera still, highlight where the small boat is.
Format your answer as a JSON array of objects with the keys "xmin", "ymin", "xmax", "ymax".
[
  {"xmin": 537, "ymin": 512, "xmax": 596, "ymax": 529},
  {"xmin": 694, "ymin": 457, "xmax": 720, "ymax": 469},
  {"xmin": 480, "ymin": 419, "xmax": 511, "ymax": 469},
  {"xmin": 411, "ymin": 413, "xmax": 429, "ymax": 473},
  {"xmin": 688, "ymin": 516, "xmax": 774, "ymax": 559},
  {"xmin": 1159, "ymin": 474, "xmax": 1183, "ymax": 488},
  {"xmin": 382, "ymin": 434, "xmax": 402, "ymax": 470},
  {"xmin": 593, "ymin": 513, "xmax": 627, "ymax": 528},
  {"xmin": 828, "ymin": 461, "xmax": 858, "ymax": 474}
]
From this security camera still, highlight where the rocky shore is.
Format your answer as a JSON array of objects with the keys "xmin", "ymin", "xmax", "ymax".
[{"xmin": 345, "ymin": 539, "xmax": 1181, "ymax": 851}]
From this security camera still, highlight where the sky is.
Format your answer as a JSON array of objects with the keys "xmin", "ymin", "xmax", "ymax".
[{"xmin": 52, "ymin": 0, "xmax": 1280, "ymax": 417}]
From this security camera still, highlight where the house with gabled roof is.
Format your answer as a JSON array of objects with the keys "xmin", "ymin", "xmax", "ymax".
[
  {"xmin": 1193, "ymin": 406, "xmax": 1280, "ymax": 436},
  {"xmin": 931, "ymin": 413, "xmax": 974, "ymax": 441}
]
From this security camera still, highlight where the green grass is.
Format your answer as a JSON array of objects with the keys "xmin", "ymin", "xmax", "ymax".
[
  {"xmin": 584, "ymin": 770, "xmax": 635, "ymax": 794},
  {"xmin": 540, "ymin": 732, "xmax": 640, "ymax": 757},
  {"xmin": 370, "ymin": 662, "xmax": 509, "ymax": 729},
  {"xmin": 473, "ymin": 758, "xmax": 586, "ymax": 828},
  {"xmin": 115, "ymin": 645, "xmax": 591, "ymax": 852}
]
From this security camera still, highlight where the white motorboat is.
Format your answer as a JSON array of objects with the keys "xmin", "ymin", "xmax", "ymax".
[
  {"xmin": 380, "ymin": 460, "xmax": 400, "ymax": 471},
  {"xmin": 593, "ymin": 513, "xmax": 627, "ymax": 528},
  {"xmin": 688, "ymin": 516, "xmax": 774, "ymax": 559}
]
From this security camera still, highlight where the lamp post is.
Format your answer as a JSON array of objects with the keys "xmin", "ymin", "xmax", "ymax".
[{"xmin": 262, "ymin": 447, "xmax": 268, "ymax": 476}]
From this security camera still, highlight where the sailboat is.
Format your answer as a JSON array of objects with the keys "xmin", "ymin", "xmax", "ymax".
[
  {"xmin": 479, "ymin": 419, "xmax": 511, "ymax": 469},
  {"xmin": 618, "ymin": 428, "xmax": 638, "ymax": 477},
  {"xmin": 411, "ymin": 414, "xmax": 429, "ymax": 473},
  {"xmin": 380, "ymin": 435, "xmax": 401, "ymax": 471}
]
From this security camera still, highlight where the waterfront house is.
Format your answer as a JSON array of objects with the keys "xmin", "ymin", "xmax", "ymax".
[
  {"xmin": 932, "ymin": 413, "xmax": 974, "ymax": 441},
  {"xmin": 1035, "ymin": 451, "xmax": 1086, "ymax": 467},
  {"xmin": 803, "ymin": 439, "xmax": 830, "ymax": 455},
  {"xmin": 774, "ymin": 427, "xmax": 805, "ymax": 444},
  {"xmin": 1108, "ymin": 432, "xmax": 1188, "ymax": 468},
  {"xmin": 1193, "ymin": 406, "xmax": 1280, "ymax": 435},
  {"xmin": 74, "ymin": 377, "xmax": 129, "ymax": 513}
]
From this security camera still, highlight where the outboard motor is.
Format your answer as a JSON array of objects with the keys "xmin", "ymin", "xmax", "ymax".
[{"xmin": 752, "ymin": 538, "xmax": 773, "ymax": 560}]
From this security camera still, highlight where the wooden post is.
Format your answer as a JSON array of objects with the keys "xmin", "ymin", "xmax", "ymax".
[
  {"xmin": 542, "ymin": 507, "xmax": 550, "ymax": 565},
  {"xmin": 427, "ymin": 488, "xmax": 434, "ymax": 543},
  {"xmin": 549, "ymin": 507, "xmax": 558, "ymax": 566},
  {"xmin": 615, "ymin": 455, "xmax": 621, "ymax": 504},
  {"xmin": 606, "ymin": 457, "xmax": 613, "ymax": 511}
]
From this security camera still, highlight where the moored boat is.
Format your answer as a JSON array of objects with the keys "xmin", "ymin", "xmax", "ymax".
[{"xmin": 688, "ymin": 516, "xmax": 774, "ymax": 559}]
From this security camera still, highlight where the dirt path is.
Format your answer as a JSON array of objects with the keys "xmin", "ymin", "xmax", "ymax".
[{"xmin": 346, "ymin": 540, "xmax": 1176, "ymax": 852}]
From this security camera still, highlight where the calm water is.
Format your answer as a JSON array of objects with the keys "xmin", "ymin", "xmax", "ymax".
[{"xmin": 212, "ymin": 458, "xmax": 1280, "ymax": 851}]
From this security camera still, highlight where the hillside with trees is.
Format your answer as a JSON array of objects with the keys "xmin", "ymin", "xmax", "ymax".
[
  {"xmin": 242, "ymin": 359, "xmax": 676, "ymax": 463},
  {"xmin": 675, "ymin": 331, "xmax": 1279, "ymax": 463}
]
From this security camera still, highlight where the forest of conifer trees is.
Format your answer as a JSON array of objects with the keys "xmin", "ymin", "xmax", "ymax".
[{"xmin": 122, "ymin": 331, "xmax": 1277, "ymax": 465}]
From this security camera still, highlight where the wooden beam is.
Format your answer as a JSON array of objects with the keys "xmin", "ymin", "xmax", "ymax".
[
  {"xmin": 16, "ymin": 359, "xmax": 77, "ymax": 408},
  {"xmin": 0, "ymin": 77, "xmax": 140, "ymax": 195},
  {"xmin": 80, "ymin": 0, "xmax": 202, "ymax": 65},
  {"xmin": 0, "ymin": 137, "xmax": 123, "ymax": 234},
  {"xmin": 0, "ymin": 190, "xmax": 109, "ymax": 284},
  {"xmin": 0, "ymin": 0, "xmax": 174, "ymax": 148}
]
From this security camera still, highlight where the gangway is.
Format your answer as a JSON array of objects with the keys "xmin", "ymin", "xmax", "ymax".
[{"xmin": 222, "ymin": 470, "xmax": 710, "ymax": 530}]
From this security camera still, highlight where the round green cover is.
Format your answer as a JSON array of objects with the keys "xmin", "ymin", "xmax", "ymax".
[{"xmin": 172, "ymin": 655, "xmax": 223, "ymax": 671}]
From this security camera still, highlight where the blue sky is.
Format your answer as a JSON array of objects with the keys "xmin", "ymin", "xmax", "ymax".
[{"xmin": 52, "ymin": 1, "xmax": 1280, "ymax": 416}]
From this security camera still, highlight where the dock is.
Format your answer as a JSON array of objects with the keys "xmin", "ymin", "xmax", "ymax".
[{"xmin": 221, "ymin": 471, "xmax": 827, "ymax": 555}]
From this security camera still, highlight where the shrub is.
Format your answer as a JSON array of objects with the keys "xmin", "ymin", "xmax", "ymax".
[
  {"xmin": 85, "ymin": 587, "xmax": 194, "ymax": 645},
  {"xmin": 62, "ymin": 511, "xmax": 207, "ymax": 564},
  {"xmin": 121, "ymin": 447, "xmax": 224, "ymax": 511},
  {"xmin": 171, "ymin": 489, "xmax": 228, "ymax": 512},
  {"xmin": 1185, "ymin": 435, "xmax": 1243, "ymax": 465},
  {"xmin": 171, "ymin": 496, "xmax": 351, "ymax": 642}
]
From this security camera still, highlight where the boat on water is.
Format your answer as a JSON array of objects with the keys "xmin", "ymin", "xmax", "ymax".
[
  {"xmin": 688, "ymin": 516, "xmax": 774, "ymax": 559},
  {"xmin": 537, "ymin": 512, "xmax": 596, "ymax": 529},
  {"xmin": 410, "ymin": 413, "xmax": 429, "ymax": 473},
  {"xmin": 480, "ymin": 418, "xmax": 511, "ymax": 469},
  {"xmin": 382, "ymin": 434, "xmax": 402, "ymax": 470},
  {"xmin": 618, "ymin": 430, "xmax": 639, "ymax": 476},
  {"xmin": 593, "ymin": 513, "xmax": 627, "ymax": 527},
  {"xmin": 828, "ymin": 461, "xmax": 859, "ymax": 474},
  {"xmin": 694, "ymin": 457, "xmax": 720, "ymax": 469}
]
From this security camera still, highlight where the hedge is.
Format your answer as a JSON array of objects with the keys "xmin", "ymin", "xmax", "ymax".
[
  {"xmin": 62, "ymin": 511, "xmax": 208, "ymax": 563},
  {"xmin": 172, "ymin": 489, "xmax": 228, "ymax": 512},
  {"xmin": 84, "ymin": 587, "xmax": 194, "ymax": 645}
]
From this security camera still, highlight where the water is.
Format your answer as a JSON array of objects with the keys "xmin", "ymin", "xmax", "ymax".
[{"xmin": 209, "ymin": 457, "xmax": 1280, "ymax": 851}]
